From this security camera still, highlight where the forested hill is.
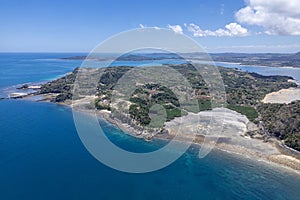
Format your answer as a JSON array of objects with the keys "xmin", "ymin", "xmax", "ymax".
[{"xmin": 39, "ymin": 64, "xmax": 299, "ymax": 151}]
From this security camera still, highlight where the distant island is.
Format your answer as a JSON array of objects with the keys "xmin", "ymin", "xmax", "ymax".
[
  {"xmin": 13, "ymin": 63, "xmax": 300, "ymax": 171},
  {"xmin": 61, "ymin": 52, "xmax": 300, "ymax": 68},
  {"xmin": 211, "ymin": 52, "xmax": 300, "ymax": 68}
]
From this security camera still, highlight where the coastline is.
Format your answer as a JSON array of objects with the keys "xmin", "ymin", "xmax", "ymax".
[
  {"xmin": 61, "ymin": 55, "xmax": 300, "ymax": 69},
  {"xmin": 238, "ymin": 63, "xmax": 300, "ymax": 69},
  {"xmin": 3, "ymin": 89, "xmax": 298, "ymax": 175},
  {"xmin": 98, "ymin": 107, "xmax": 300, "ymax": 174},
  {"xmin": 4, "ymin": 63, "xmax": 300, "ymax": 175},
  {"xmin": 54, "ymin": 96, "xmax": 300, "ymax": 175}
]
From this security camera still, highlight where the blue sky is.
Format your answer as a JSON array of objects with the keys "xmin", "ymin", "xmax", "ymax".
[{"xmin": 1, "ymin": 0, "xmax": 299, "ymax": 53}]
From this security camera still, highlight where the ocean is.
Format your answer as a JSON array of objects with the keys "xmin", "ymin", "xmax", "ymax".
[{"xmin": 0, "ymin": 53, "xmax": 300, "ymax": 199}]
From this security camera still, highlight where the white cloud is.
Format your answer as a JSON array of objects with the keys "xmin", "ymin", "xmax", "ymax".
[
  {"xmin": 167, "ymin": 24, "xmax": 183, "ymax": 34},
  {"xmin": 236, "ymin": 0, "xmax": 300, "ymax": 35},
  {"xmin": 187, "ymin": 22, "xmax": 248, "ymax": 37},
  {"xmin": 208, "ymin": 44, "xmax": 300, "ymax": 53},
  {"xmin": 139, "ymin": 24, "xmax": 161, "ymax": 30}
]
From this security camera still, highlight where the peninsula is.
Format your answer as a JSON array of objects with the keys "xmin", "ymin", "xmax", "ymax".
[{"xmin": 17, "ymin": 63, "xmax": 300, "ymax": 171}]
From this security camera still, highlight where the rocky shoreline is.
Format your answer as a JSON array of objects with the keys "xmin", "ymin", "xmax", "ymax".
[
  {"xmin": 69, "ymin": 99, "xmax": 300, "ymax": 174},
  {"xmin": 3, "ymin": 89, "xmax": 300, "ymax": 174},
  {"xmin": 4, "ymin": 65, "xmax": 300, "ymax": 174}
]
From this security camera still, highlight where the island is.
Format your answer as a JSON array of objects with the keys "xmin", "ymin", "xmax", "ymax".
[
  {"xmin": 14, "ymin": 63, "xmax": 300, "ymax": 171},
  {"xmin": 61, "ymin": 52, "xmax": 300, "ymax": 68}
]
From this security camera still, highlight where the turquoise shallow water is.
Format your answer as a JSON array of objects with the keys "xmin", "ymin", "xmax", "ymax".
[{"xmin": 0, "ymin": 53, "xmax": 300, "ymax": 199}]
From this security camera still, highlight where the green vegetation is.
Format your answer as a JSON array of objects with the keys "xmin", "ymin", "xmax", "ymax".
[
  {"xmin": 220, "ymin": 67, "xmax": 295, "ymax": 105},
  {"xmin": 198, "ymin": 99, "xmax": 212, "ymax": 111},
  {"xmin": 63, "ymin": 52, "xmax": 300, "ymax": 68},
  {"xmin": 227, "ymin": 104, "xmax": 258, "ymax": 122},
  {"xmin": 39, "ymin": 64, "xmax": 300, "ymax": 151},
  {"xmin": 128, "ymin": 83, "xmax": 186, "ymax": 126},
  {"xmin": 98, "ymin": 67, "xmax": 132, "ymax": 90},
  {"xmin": 284, "ymin": 136, "xmax": 300, "ymax": 151},
  {"xmin": 257, "ymin": 101, "xmax": 300, "ymax": 151},
  {"xmin": 40, "ymin": 67, "xmax": 79, "ymax": 102},
  {"xmin": 211, "ymin": 52, "xmax": 300, "ymax": 68},
  {"xmin": 95, "ymin": 98, "xmax": 111, "ymax": 110}
]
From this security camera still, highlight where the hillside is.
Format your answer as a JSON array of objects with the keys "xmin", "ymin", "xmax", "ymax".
[{"xmin": 39, "ymin": 64, "xmax": 299, "ymax": 151}]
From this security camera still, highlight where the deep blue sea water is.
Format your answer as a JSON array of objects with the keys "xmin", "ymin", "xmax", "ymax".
[{"xmin": 0, "ymin": 53, "xmax": 300, "ymax": 199}]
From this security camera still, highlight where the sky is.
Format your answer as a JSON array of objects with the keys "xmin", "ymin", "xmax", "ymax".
[{"xmin": 0, "ymin": 0, "xmax": 300, "ymax": 53}]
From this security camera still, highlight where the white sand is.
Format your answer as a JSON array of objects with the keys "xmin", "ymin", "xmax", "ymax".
[
  {"xmin": 262, "ymin": 87, "xmax": 300, "ymax": 103},
  {"xmin": 165, "ymin": 108, "xmax": 300, "ymax": 172}
]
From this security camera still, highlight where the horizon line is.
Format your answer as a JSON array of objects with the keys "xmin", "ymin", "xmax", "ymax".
[{"xmin": 0, "ymin": 51, "xmax": 298, "ymax": 54}]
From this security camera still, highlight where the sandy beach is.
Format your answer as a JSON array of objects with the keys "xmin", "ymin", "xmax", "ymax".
[
  {"xmin": 262, "ymin": 86, "xmax": 300, "ymax": 104},
  {"xmin": 68, "ymin": 94, "xmax": 300, "ymax": 174}
]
